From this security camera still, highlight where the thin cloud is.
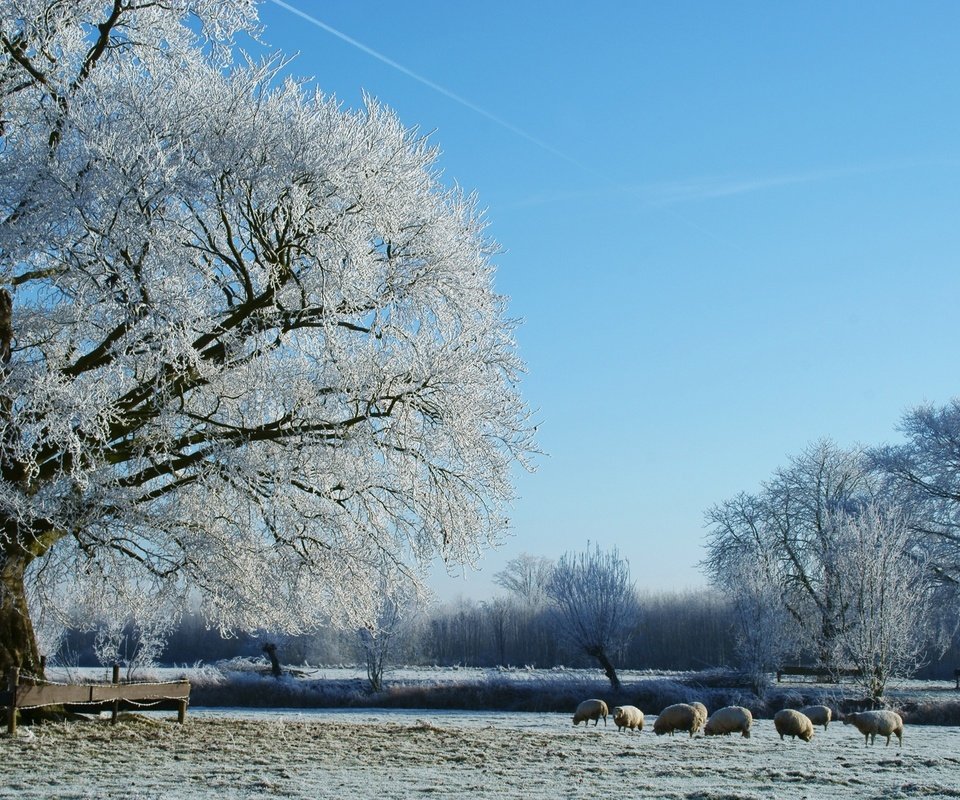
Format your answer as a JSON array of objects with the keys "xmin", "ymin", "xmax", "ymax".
[
  {"xmin": 500, "ymin": 158, "xmax": 960, "ymax": 212},
  {"xmin": 640, "ymin": 158, "xmax": 960, "ymax": 207}
]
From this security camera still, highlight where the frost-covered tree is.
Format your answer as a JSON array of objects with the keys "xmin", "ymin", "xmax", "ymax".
[
  {"xmin": 355, "ymin": 578, "xmax": 415, "ymax": 693},
  {"xmin": 702, "ymin": 494, "xmax": 797, "ymax": 695},
  {"xmin": 872, "ymin": 400, "xmax": 960, "ymax": 586},
  {"xmin": 704, "ymin": 441, "xmax": 878, "ymax": 670},
  {"xmin": 493, "ymin": 552, "xmax": 553, "ymax": 608},
  {"xmin": 546, "ymin": 543, "xmax": 639, "ymax": 689},
  {"xmin": 829, "ymin": 503, "xmax": 947, "ymax": 700},
  {"xmin": 0, "ymin": 1, "xmax": 535, "ymax": 675}
]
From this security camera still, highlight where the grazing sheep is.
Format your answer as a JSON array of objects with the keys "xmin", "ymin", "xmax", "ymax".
[
  {"xmin": 573, "ymin": 699, "xmax": 609, "ymax": 727},
  {"xmin": 704, "ymin": 706, "xmax": 753, "ymax": 738},
  {"xmin": 690, "ymin": 701, "xmax": 708, "ymax": 733},
  {"xmin": 774, "ymin": 709, "xmax": 814, "ymax": 742},
  {"xmin": 843, "ymin": 711, "xmax": 904, "ymax": 746},
  {"xmin": 612, "ymin": 705, "xmax": 644, "ymax": 733},
  {"xmin": 799, "ymin": 705, "xmax": 832, "ymax": 731},
  {"xmin": 653, "ymin": 703, "xmax": 700, "ymax": 737}
]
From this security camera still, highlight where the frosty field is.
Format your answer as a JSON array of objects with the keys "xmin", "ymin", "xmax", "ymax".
[{"xmin": 3, "ymin": 708, "xmax": 960, "ymax": 800}]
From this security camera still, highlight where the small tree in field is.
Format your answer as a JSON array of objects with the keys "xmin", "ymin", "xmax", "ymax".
[
  {"xmin": 355, "ymin": 579, "xmax": 415, "ymax": 692},
  {"xmin": 829, "ymin": 503, "xmax": 945, "ymax": 700},
  {"xmin": 546, "ymin": 543, "xmax": 639, "ymax": 690},
  {"xmin": 721, "ymin": 553, "xmax": 796, "ymax": 696},
  {"xmin": 703, "ymin": 492, "xmax": 800, "ymax": 694}
]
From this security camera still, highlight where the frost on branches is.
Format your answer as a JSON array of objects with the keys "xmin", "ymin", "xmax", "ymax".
[
  {"xmin": 827, "ymin": 503, "xmax": 940, "ymax": 700},
  {"xmin": 0, "ymin": 1, "xmax": 535, "ymax": 673},
  {"xmin": 704, "ymin": 441, "xmax": 952, "ymax": 699}
]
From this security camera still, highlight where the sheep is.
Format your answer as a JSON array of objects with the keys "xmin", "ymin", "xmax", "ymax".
[
  {"xmin": 653, "ymin": 703, "xmax": 700, "ymax": 737},
  {"xmin": 704, "ymin": 705, "xmax": 753, "ymax": 738},
  {"xmin": 612, "ymin": 705, "xmax": 644, "ymax": 733},
  {"xmin": 572, "ymin": 699, "xmax": 609, "ymax": 727},
  {"xmin": 799, "ymin": 705, "xmax": 832, "ymax": 731},
  {"xmin": 842, "ymin": 711, "xmax": 904, "ymax": 746},
  {"xmin": 690, "ymin": 701, "xmax": 708, "ymax": 733},
  {"xmin": 774, "ymin": 709, "xmax": 814, "ymax": 742}
]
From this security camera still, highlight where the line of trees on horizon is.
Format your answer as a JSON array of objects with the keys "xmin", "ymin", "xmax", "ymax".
[{"xmin": 52, "ymin": 553, "xmax": 960, "ymax": 691}]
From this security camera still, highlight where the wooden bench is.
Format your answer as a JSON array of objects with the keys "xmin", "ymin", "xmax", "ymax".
[{"xmin": 2, "ymin": 666, "xmax": 190, "ymax": 734}]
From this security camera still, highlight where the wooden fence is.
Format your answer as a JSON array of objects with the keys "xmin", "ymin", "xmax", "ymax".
[
  {"xmin": 2, "ymin": 665, "xmax": 190, "ymax": 734},
  {"xmin": 779, "ymin": 664, "xmax": 960, "ymax": 692},
  {"xmin": 776, "ymin": 664, "xmax": 862, "ymax": 683}
]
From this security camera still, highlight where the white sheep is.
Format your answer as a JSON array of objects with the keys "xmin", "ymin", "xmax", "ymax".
[
  {"xmin": 690, "ymin": 701, "xmax": 708, "ymax": 733},
  {"xmin": 572, "ymin": 698, "xmax": 609, "ymax": 727},
  {"xmin": 704, "ymin": 705, "xmax": 753, "ymax": 738},
  {"xmin": 612, "ymin": 705, "xmax": 644, "ymax": 733},
  {"xmin": 653, "ymin": 703, "xmax": 700, "ymax": 737},
  {"xmin": 842, "ymin": 710, "xmax": 904, "ymax": 746},
  {"xmin": 774, "ymin": 709, "xmax": 814, "ymax": 742},
  {"xmin": 799, "ymin": 705, "xmax": 832, "ymax": 730}
]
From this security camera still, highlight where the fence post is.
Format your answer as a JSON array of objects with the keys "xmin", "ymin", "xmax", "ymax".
[
  {"xmin": 111, "ymin": 664, "xmax": 120, "ymax": 724},
  {"xmin": 7, "ymin": 667, "xmax": 19, "ymax": 735},
  {"xmin": 177, "ymin": 698, "xmax": 187, "ymax": 725}
]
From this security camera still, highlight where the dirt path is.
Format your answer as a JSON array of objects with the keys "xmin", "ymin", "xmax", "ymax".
[{"xmin": 3, "ymin": 713, "xmax": 960, "ymax": 799}]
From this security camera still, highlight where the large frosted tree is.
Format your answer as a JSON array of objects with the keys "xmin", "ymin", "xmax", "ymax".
[
  {"xmin": 0, "ymin": 1, "xmax": 534, "ymax": 674},
  {"xmin": 872, "ymin": 400, "xmax": 960, "ymax": 586},
  {"xmin": 704, "ymin": 441, "xmax": 878, "ymax": 670}
]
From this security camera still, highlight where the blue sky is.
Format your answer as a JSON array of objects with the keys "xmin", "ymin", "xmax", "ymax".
[{"xmin": 253, "ymin": 1, "xmax": 960, "ymax": 599}]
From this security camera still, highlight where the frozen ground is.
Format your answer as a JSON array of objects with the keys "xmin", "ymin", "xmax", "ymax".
[{"xmin": 3, "ymin": 708, "xmax": 960, "ymax": 800}]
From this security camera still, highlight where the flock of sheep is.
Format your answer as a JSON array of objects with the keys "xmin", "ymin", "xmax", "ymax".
[{"xmin": 572, "ymin": 699, "xmax": 905, "ymax": 747}]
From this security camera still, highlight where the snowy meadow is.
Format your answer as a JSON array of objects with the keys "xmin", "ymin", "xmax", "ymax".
[
  {"xmin": 5, "ymin": 666, "xmax": 960, "ymax": 799},
  {"xmin": 3, "ymin": 708, "xmax": 960, "ymax": 800}
]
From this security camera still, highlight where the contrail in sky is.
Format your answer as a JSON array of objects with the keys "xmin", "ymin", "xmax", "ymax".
[
  {"xmin": 268, "ymin": 0, "xmax": 746, "ymax": 253},
  {"xmin": 268, "ymin": 0, "xmax": 597, "ymax": 176}
]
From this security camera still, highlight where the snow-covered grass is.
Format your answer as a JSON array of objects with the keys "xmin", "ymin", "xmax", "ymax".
[
  {"xmin": 3, "ymin": 709, "xmax": 960, "ymax": 799},
  {"xmin": 8, "ymin": 666, "xmax": 960, "ymax": 797}
]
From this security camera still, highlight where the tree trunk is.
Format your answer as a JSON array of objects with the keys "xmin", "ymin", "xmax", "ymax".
[
  {"xmin": 0, "ymin": 552, "xmax": 42, "ymax": 677},
  {"xmin": 0, "ymin": 289, "xmax": 12, "ymax": 364},
  {"xmin": 587, "ymin": 646, "xmax": 621, "ymax": 691},
  {"xmin": 262, "ymin": 643, "xmax": 282, "ymax": 677},
  {"xmin": 870, "ymin": 665, "xmax": 886, "ymax": 701},
  {"xmin": 1, "ymin": 291, "xmax": 41, "ymax": 676}
]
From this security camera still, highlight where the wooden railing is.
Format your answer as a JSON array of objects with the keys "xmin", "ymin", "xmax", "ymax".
[
  {"xmin": 776, "ymin": 664, "xmax": 862, "ymax": 683},
  {"xmin": 2, "ymin": 665, "xmax": 190, "ymax": 734}
]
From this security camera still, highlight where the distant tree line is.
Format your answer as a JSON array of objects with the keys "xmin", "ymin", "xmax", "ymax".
[
  {"xmin": 56, "ymin": 584, "xmax": 735, "ymax": 675},
  {"xmin": 55, "ymin": 576, "xmax": 959, "ymax": 689}
]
